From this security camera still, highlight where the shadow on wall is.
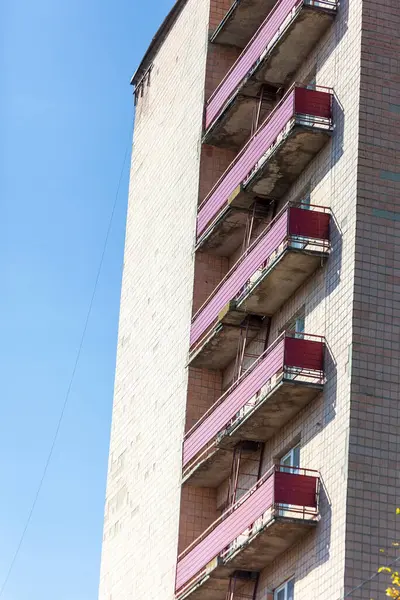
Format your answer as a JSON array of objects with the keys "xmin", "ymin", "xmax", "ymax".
[
  {"xmin": 258, "ymin": 468, "xmax": 333, "ymax": 593},
  {"xmin": 316, "ymin": 0, "xmax": 349, "ymax": 75},
  {"xmin": 279, "ymin": 347, "xmax": 337, "ymax": 574},
  {"xmin": 297, "ymin": 480, "xmax": 333, "ymax": 581},
  {"xmin": 322, "ymin": 341, "xmax": 338, "ymax": 429},
  {"xmin": 295, "ymin": 91, "xmax": 345, "ymax": 314},
  {"xmin": 326, "ymin": 211, "xmax": 343, "ymax": 301}
]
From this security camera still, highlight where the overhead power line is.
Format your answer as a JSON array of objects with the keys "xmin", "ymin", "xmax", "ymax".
[
  {"xmin": 332, "ymin": 553, "xmax": 400, "ymax": 600},
  {"xmin": 0, "ymin": 124, "xmax": 133, "ymax": 598}
]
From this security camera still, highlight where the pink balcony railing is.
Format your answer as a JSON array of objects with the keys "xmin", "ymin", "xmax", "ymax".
[
  {"xmin": 175, "ymin": 465, "xmax": 320, "ymax": 594},
  {"xmin": 198, "ymin": 85, "xmax": 332, "ymax": 240},
  {"xmin": 205, "ymin": 0, "xmax": 337, "ymax": 131},
  {"xmin": 190, "ymin": 204, "xmax": 330, "ymax": 351},
  {"xmin": 183, "ymin": 332, "xmax": 324, "ymax": 469}
]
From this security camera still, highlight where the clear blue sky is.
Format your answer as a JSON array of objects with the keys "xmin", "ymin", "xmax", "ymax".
[{"xmin": 1, "ymin": 1, "xmax": 173, "ymax": 598}]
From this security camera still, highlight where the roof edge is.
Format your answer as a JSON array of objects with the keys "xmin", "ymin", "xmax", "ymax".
[{"xmin": 130, "ymin": 0, "xmax": 190, "ymax": 88}]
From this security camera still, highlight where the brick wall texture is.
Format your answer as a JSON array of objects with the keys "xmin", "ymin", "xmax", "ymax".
[
  {"xmin": 344, "ymin": 1, "xmax": 400, "ymax": 597},
  {"xmin": 98, "ymin": 0, "xmax": 400, "ymax": 599}
]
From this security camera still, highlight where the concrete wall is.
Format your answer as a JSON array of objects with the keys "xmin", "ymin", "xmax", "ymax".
[{"xmin": 98, "ymin": 1, "xmax": 210, "ymax": 598}]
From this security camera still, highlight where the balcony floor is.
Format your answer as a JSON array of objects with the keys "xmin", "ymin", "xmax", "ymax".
[
  {"xmin": 182, "ymin": 444, "xmax": 232, "ymax": 487},
  {"xmin": 177, "ymin": 517, "xmax": 316, "ymax": 600},
  {"xmin": 182, "ymin": 379, "xmax": 322, "ymax": 487},
  {"xmin": 204, "ymin": 95, "xmax": 273, "ymax": 150},
  {"xmin": 223, "ymin": 516, "xmax": 317, "ymax": 571},
  {"xmin": 183, "ymin": 441, "xmax": 261, "ymax": 488},
  {"xmin": 253, "ymin": 7, "xmax": 336, "ymax": 89},
  {"xmin": 196, "ymin": 205, "xmax": 270, "ymax": 257},
  {"xmin": 218, "ymin": 378, "xmax": 323, "ymax": 450},
  {"xmin": 210, "ymin": 0, "xmax": 277, "ymax": 49},
  {"xmin": 240, "ymin": 124, "xmax": 332, "ymax": 201},
  {"xmin": 206, "ymin": 7, "xmax": 336, "ymax": 149},
  {"xmin": 236, "ymin": 247, "xmax": 329, "ymax": 316},
  {"xmin": 178, "ymin": 569, "xmax": 232, "ymax": 600},
  {"xmin": 189, "ymin": 316, "xmax": 263, "ymax": 370}
]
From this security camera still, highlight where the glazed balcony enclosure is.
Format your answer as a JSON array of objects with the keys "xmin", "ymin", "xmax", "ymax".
[
  {"xmin": 197, "ymin": 85, "xmax": 333, "ymax": 257},
  {"xmin": 205, "ymin": 0, "xmax": 337, "ymax": 149},
  {"xmin": 175, "ymin": 466, "xmax": 320, "ymax": 600},
  {"xmin": 189, "ymin": 204, "xmax": 329, "ymax": 370},
  {"xmin": 183, "ymin": 332, "xmax": 324, "ymax": 487}
]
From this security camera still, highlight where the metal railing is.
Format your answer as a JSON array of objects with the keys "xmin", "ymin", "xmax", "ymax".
[
  {"xmin": 183, "ymin": 332, "xmax": 325, "ymax": 475},
  {"xmin": 236, "ymin": 205, "xmax": 330, "ymax": 303},
  {"xmin": 219, "ymin": 464, "xmax": 320, "ymax": 561},
  {"xmin": 176, "ymin": 465, "xmax": 320, "ymax": 595},
  {"xmin": 205, "ymin": 0, "xmax": 337, "ymax": 131},
  {"xmin": 185, "ymin": 330, "xmax": 324, "ymax": 442},
  {"xmin": 198, "ymin": 82, "xmax": 333, "ymax": 214},
  {"xmin": 190, "ymin": 202, "xmax": 330, "ymax": 351},
  {"xmin": 197, "ymin": 84, "xmax": 333, "ymax": 242},
  {"xmin": 178, "ymin": 464, "xmax": 319, "ymax": 560},
  {"xmin": 224, "ymin": 331, "xmax": 325, "ymax": 431}
]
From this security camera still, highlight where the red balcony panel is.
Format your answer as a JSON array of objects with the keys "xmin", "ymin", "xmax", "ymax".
[
  {"xmin": 190, "ymin": 210, "xmax": 288, "ymax": 348},
  {"xmin": 175, "ymin": 467, "xmax": 319, "ymax": 594},
  {"xmin": 284, "ymin": 336, "xmax": 324, "ymax": 371},
  {"xmin": 294, "ymin": 86, "xmax": 332, "ymax": 119},
  {"xmin": 183, "ymin": 338, "xmax": 285, "ymax": 466},
  {"xmin": 288, "ymin": 206, "xmax": 330, "ymax": 239},
  {"xmin": 197, "ymin": 86, "xmax": 333, "ymax": 241},
  {"xmin": 206, "ymin": 0, "xmax": 302, "ymax": 130},
  {"xmin": 274, "ymin": 471, "xmax": 318, "ymax": 506}
]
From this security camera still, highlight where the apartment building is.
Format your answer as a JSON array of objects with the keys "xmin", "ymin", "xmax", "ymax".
[{"xmin": 98, "ymin": 1, "xmax": 400, "ymax": 599}]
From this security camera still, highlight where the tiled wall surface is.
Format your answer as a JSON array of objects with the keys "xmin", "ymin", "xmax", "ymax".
[
  {"xmin": 178, "ymin": 485, "xmax": 220, "ymax": 553},
  {"xmin": 185, "ymin": 367, "xmax": 223, "ymax": 432},
  {"xmin": 345, "ymin": 1, "xmax": 400, "ymax": 597},
  {"xmin": 97, "ymin": 0, "xmax": 210, "ymax": 598}
]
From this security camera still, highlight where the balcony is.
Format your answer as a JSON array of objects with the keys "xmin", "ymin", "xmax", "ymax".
[
  {"xmin": 197, "ymin": 85, "xmax": 333, "ymax": 255},
  {"xmin": 205, "ymin": 0, "xmax": 337, "ymax": 149},
  {"xmin": 183, "ymin": 332, "xmax": 324, "ymax": 487},
  {"xmin": 211, "ymin": 0, "xmax": 277, "ymax": 49},
  {"xmin": 189, "ymin": 204, "xmax": 329, "ymax": 370},
  {"xmin": 175, "ymin": 466, "xmax": 319, "ymax": 600}
]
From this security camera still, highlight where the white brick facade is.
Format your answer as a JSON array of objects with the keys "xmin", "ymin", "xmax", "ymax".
[{"xmin": 98, "ymin": 1, "xmax": 210, "ymax": 598}]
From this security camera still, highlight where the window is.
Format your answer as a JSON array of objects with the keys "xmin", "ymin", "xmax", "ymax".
[
  {"xmin": 294, "ymin": 315, "xmax": 305, "ymax": 337},
  {"xmin": 280, "ymin": 444, "xmax": 300, "ymax": 472},
  {"xmin": 278, "ymin": 446, "xmax": 300, "ymax": 514},
  {"xmin": 274, "ymin": 578, "xmax": 295, "ymax": 600},
  {"xmin": 284, "ymin": 310, "xmax": 305, "ymax": 338},
  {"xmin": 303, "ymin": 65, "xmax": 317, "ymax": 90},
  {"xmin": 292, "ymin": 188, "xmax": 311, "ymax": 248},
  {"xmin": 298, "ymin": 187, "xmax": 311, "ymax": 209},
  {"xmin": 280, "ymin": 309, "xmax": 305, "ymax": 379}
]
